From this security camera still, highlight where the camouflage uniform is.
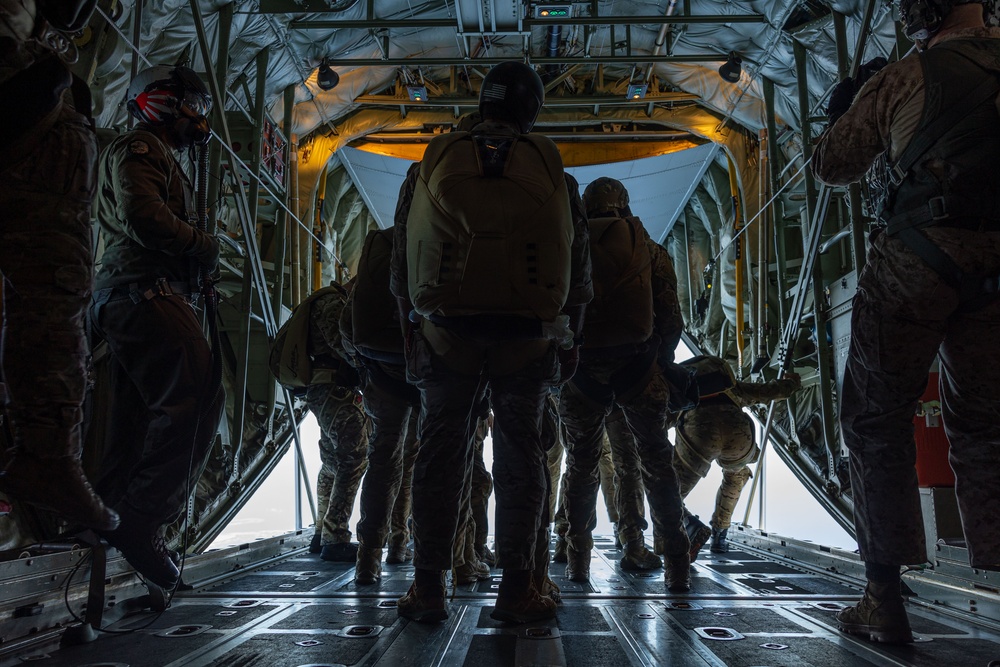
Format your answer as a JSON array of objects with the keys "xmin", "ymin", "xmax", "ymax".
[
  {"xmin": 387, "ymin": 410, "xmax": 419, "ymax": 552},
  {"xmin": 672, "ymin": 359, "xmax": 800, "ymax": 531},
  {"xmin": 304, "ymin": 290, "xmax": 368, "ymax": 546},
  {"xmin": 814, "ymin": 28, "xmax": 1000, "ymax": 569},
  {"xmin": 90, "ymin": 127, "xmax": 223, "ymax": 526},
  {"xmin": 560, "ymin": 227, "xmax": 689, "ymax": 559},
  {"xmin": 351, "ymin": 357, "xmax": 417, "ymax": 551},
  {"xmin": 470, "ymin": 414, "xmax": 494, "ymax": 554},
  {"xmin": 391, "ymin": 156, "xmax": 593, "ymax": 572},
  {"xmin": 551, "ymin": 409, "xmax": 641, "ymax": 539},
  {"xmin": 0, "ymin": 4, "xmax": 96, "ymax": 464}
]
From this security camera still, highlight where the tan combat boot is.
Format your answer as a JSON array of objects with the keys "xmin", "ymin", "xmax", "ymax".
[
  {"xmin": 355, "ymin": 545, "xmax": 382, "ymax": 585},
  {"xmin": 386, "ymin": 543, "xmax": 413, "ymax": 564},
  {"xmin": 454, "ymin": 558, "xmax": 491, "ymax": 584},
  {"xmin": 620, "ymin": 536, "xmax": 663, "ymax": 571},
  {"xmin": 836, "ymin": 581, "xmax": 914, "ymax": 644},
  {"xmin": 564, "ymin": 535, "xmax": 593, "ymax": 583},
  {"xmin": 397, "ymin": 568, "xmax": 448, "ymax": 623},
  {"xmin": 532, "ymin": 547, "xmax": 561, "ymax": 604},
  {"xmin": 491, "ymin": 569, "xmax": 557, "ymax": 624},
  {"xmin": 552, "ymin": 535, "xmax": 568, "ymax": 563},
  {"xmin": 665, "ymin": 553, "xmax": 691, "ymax": 592}
]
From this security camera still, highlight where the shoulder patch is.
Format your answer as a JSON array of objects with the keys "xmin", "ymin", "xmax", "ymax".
[{"xmin": 128, "ymin": 140, "xmax": 150, "ymax": 155}]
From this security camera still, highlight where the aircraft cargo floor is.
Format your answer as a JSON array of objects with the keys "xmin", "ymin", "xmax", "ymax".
[{"xmin": 6, "ymin": 528, "xmax": 1000, "ymax": 667}]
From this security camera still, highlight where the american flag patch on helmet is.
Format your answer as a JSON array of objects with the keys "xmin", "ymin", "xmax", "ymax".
[{"xmin": 481, "ymin": 83, "xmax": 507, "ymax": 100}]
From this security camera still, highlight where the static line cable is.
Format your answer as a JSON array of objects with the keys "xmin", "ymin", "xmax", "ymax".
[
  {"xmin": 95, "ymin": 5, "xmax": 152, "ymax": 68},
  {"xmin": 709, "ymin": 154, "xmax": 812, "ymax": 266},
  {"xmin": 209, "ymin": 128, "xmax": 347, "ymax": 269}
]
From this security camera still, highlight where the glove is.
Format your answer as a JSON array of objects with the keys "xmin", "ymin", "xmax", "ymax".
[
  {"xmin": 827, "ymin": 57, "xmax": 888, "ymax": 125},
  {"xmin": 857, "ymin": 57, "xmax": 888, "ymax": 86},
  {"xmin": 541, "ymin": 313, "xmax": 575, "ymax": 350},
  {"xmin": 335, "ymin": 363, "xmax": 361, "ymax": 390},
  {"xmin": 826, "ymin": 77, "xmax": 858, "ymax": 125},
  {"xmin": 557, "ymin": 345, "xmax": 580, "ymax": 384},
  {"xmin": 192, "ymin": 231, "xmax": 220, "ymax": 274}
]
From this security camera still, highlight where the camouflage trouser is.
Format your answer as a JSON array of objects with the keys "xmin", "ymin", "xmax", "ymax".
[
  {"xmin": 387, "ymin": 410, "xmax": 419, "ymax": 551},
  {"xmin": 452, "ymin": 420, "xmax": 493, "ymax": 567},
  {"xmin": 560, "ymin": 359, "xmax": 689, "ymax": 558},
  {"xmin": 0, "ymin": 100, "xmax": 96, "ymax": 459},
  {"xmin": 552, "ymin": 423, "xmax": 634, "ymax": 538},
  {"xmin": 470, "ymin": 418, "xmax": 493, "ymax": 551},
  {"xmin": 355, "ymin": 361, "xmax": 418, "ymax": 550},
  {"xmin": 841, "ymin": 228, "xmax": 1000, "ymax": 568},
  {"xmin": 407, "ymin": 326, "xmax": 557, "ymax": 571},
  {"xmin": 675, "ymin": 462, "xmax": 751, "ymax": 531},
  {"xmin": 305, "ymin": 383, "xmax": 368, "ymax": 545},
  {"xmin": 673, "ymin": 404, "xmax": 756, "ymax": 531},
  {"xmin": 605, "ymin": 406, "xmax": 647, "ymax": 543}
]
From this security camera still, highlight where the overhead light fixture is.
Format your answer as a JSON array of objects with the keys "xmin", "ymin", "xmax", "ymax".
[
  {"xmin": 718, "ymin": 51, "xmax": 742, "ymax": 83},
  {"xmin": 406, "ymin": 84, "xmax": 428, "ymax": 102},
  {"xmin": 626, "ymin": 83, "xmax": 648, "ymax": 100},
  {"xmin": 317, "ymin": 59, "xmax": 340, "ymax": 91}
]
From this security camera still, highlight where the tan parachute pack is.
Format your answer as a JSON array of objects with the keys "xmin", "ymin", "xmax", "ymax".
[
  {"xmin": 351, "ymin": 227, "xmax": 402, "ymax": 354},
  {"xmin": 583, "ymin": 215, "xmax": 654, "ymax": 347},
  {"xmin": 269, "ymin": 286, "xmax": 342, "ymax": 389},
  {"xmin": 406, "ymin": 128, "xmax": 573, "ymax": 321}
]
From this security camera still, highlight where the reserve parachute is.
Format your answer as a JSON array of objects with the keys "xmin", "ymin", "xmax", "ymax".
[
  {"xmin": 406, "ymin": 127, "xmax": 573, "ymax": 321},
  {"xmin": 268, "ymin": 286, "xmax": 343, "ymax": 389}
]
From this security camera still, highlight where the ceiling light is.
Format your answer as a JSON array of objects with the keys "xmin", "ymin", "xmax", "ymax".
[
  {"xmin": 406, "ymin": 85, "xmax": 428, "ymax": 102},
  {"xmin": 718, "ymin": 52, "xmax": 742, "ymax": 83},
  {"xmin": 626, "ymin": 83, "xmax": 648, "ymax": 100},
  {"xmin": 317, "ymin": 59, "xmax": 340, "ymax": 91}
]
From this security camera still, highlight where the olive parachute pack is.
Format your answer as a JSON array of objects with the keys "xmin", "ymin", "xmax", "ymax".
[
  {"xmin": 663, "ymin": 355, "xmax": 737, "ymax": 413},
  {"xmin": 405, "ymin": 127, "xmax": 573, "ymax": 322},
  {"xmin": 351, "ymin": 228, "xmax": 403, "ymax": 357},
  {"xmin": 583, "ymin": 215, "xmax": 654, "ymax": 348},
  {"xmin": 268, "ymin": 285, "xmax": 345, "ymax": 390}
]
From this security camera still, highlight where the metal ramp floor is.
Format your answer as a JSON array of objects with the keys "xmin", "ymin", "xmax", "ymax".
[{"xmin": 5, "ymin": 530, "xmax": 1000, "ymax": 667}]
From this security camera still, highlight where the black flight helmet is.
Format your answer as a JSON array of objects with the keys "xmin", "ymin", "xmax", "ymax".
[{"xmin": 478, "ymin": 61, "xmax": 545, "ymax": 133}]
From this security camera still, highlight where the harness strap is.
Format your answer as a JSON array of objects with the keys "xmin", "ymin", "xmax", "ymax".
[{"xmin": 895, "ymin": 226, "xmax": 1000, "ymax": 312}]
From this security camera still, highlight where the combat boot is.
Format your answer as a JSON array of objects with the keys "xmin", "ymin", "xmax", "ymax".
[
  {"xmin": 665, "ymin": 554, "xmax": 691, "ymax": 593},
  {"xmin": 386, "ymin": 543, "xmax": 413, "ymax": 564},
  {"xmin": 685, "ymin": 515, "xmax": 712, "ymax": 562},
  {"xmin": 552, "ymin": 535, "xmax": 568, "ymax": 563},
  {"xmin": 533, "ymin": 548, "xmax": 561, "ymax": 604},
  {"xmin": 475, "ymin": 543, "xmax": 496, "ymax": 566},
  {"xmin": 564, "ymin": 535, "xmax": 592, "ymax": 583},
  {"xmin": 355, "ymin": 545, "xmax": 383, "ymax": 585},
  {"xmin": 398, "ymin": 568, "xmax": 448, "ymax": 623},
  {"xmin": 710, "ymin": 528, "xmax": 729, "ymax": 553},
  {"xmin": 321, "ymin": 542, "xmax": 360, "ymax": 562},
  {"xmin": 620, "ymin": 537, "xmax": 663, "ymax": 571},
  {"xmin": 101, "ymin": 507, "xmax": 179, "ymax": 590},
  {"xmin": 454, "ymin": 557, "xmax": 491, "ymax": 584},
  {"xmin": 836, "ymin": 581, "xmax": 913, "ymax": 644},
  {"xmin": 0, "ymin": 452, "xmax": 119, "ymax": 531},
  {"xmin": 308, "ymin": 533, "xmax": 322, "ymax": 554},
  {"xmin": 491, "ymin": 569, "xmax": 557, "ymax": 624}
]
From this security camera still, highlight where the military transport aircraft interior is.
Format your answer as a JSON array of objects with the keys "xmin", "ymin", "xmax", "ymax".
[{"xmin": 1, "ymin": 0, "xmax": 999, "ymax": 665}]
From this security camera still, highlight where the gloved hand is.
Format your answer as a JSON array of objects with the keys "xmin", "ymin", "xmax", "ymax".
[
  {"xmin": 336, "ymin": 363, "xmax": 362, "ymax": 391},
  {"xmin": 542, "ymin": 314, "xmax": 575, "ymax": 350},
  {"xmin": 189, "ymin": 230, "xmax": 220, "ymax": 274},
  {"xmin": 826, "ymin": 57, "xmax": 888, "ymax": 125},
  {"xmin": 557, "ymin": 345, "xmax": 580, "ymax": 384}
]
